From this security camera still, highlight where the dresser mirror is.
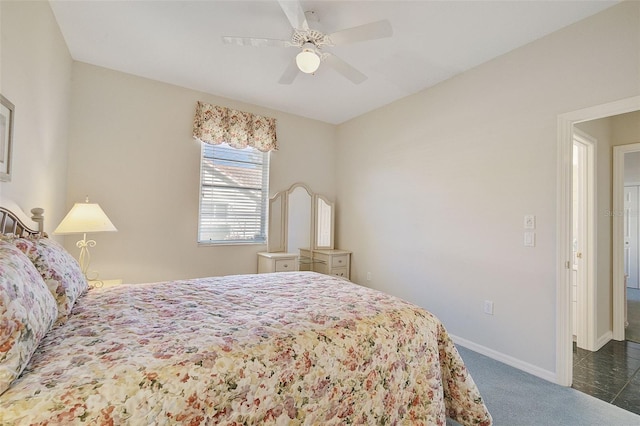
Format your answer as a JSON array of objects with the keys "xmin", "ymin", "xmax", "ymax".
[
  {"xmin": 287, "ymin": 185, "xmax": 313, "ymax": 253},
  {"xmin": 315, "ymin": 196, "xmax": 334, "ymax": 249},
  {"xmin": 267, "ymin": 182, "xmax": 334, "ymax": 253}
]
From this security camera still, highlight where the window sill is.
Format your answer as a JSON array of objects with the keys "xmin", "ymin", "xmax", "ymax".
[{"xmin": 197, "ymin": 241, "xmax": 267, "ymax": 247}]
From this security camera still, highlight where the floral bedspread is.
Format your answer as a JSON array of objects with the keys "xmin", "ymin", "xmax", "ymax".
[{"xmin": 0, "ymin": 272, "xmax": 491, "ymax": 425}]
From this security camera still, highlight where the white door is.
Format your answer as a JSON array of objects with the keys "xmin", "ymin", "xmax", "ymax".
[
  {"xmin": 572, "ymin": 142, "xmax": 588, "ymax": 341},
  {"xmin": 625, "ymin": 185, "xmax": 639, "ymax": 289}
]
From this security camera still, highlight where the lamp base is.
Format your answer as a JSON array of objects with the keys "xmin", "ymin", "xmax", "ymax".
[{"xmin": 76, "ymin": 233, "xmax": 98, "ymax": 280}]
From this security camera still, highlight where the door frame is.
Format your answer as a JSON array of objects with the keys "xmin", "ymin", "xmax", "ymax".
[
  {"xmin": 572, "ymin": 129, "xmax": 596, "ymax": 351},
  {"xmin": 613, "ymin": 143, "xmax": 640, "ymax": 340},
  {"xmin": 623, "ymin": 184, "xmax": 640, "ymax": 290},
  {"xmin": 556, "ymin": 95, "xmax": 640, "ymax": 386}
]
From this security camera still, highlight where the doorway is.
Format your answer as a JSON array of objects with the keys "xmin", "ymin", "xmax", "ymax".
[
  {"xmin": 556, "ymin": 96, "xmax": 640, "ymax": 387},
  {"xmin": 625, "ymin": 182, "xmax": 640, "ymax": 343},
  {"xmin": 613, "ymin": 142, "xmax": 640, "ymax": 343},
  {"xmin": 571, "ymin": 142, "xmax": 640, "ymax": 413},
  {"xmin": 620, "ymin": 148, "xmax": 640, "ymax": 343}
]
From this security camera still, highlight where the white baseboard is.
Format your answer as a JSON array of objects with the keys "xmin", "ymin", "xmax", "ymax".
[
  {"xmin": 450, "ymin": 334, "xmax": 559, "ymax": 384},
  {"xmin": 595, "ymin": 330, "xmax": 613, "ymax": 351}
]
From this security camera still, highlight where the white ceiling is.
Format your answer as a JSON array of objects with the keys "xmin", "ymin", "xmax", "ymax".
[{"xmin": 49, "ymin": 0, "xmax": 618, "ymax": 124}]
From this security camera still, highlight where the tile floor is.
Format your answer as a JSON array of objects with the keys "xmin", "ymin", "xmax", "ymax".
[{"xmin": 573, "ymin": 339, "xmax": 640, "ymax": 415}]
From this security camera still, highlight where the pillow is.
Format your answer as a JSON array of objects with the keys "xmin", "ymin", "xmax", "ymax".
[
  {"xmin": 12, "ymin": 237, "xmax": 88, "ymax": 323},
  {"xmin": 0, "ymin": 240, "xmax": 58, "ymax": 395}
]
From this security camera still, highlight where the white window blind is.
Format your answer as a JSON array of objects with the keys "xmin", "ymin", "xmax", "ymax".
[{"xmin": 198, "ymin": 142, "xmax": 269, "ymax": 244}]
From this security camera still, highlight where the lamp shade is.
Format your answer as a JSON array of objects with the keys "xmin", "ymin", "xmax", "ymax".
[
  {"xmin": 54, "ymin": 202, "xmax": 117, "ymax": 235},
  {"xmin": 296, "ymin": 47, "xmax": 320, "ymax": 74}
]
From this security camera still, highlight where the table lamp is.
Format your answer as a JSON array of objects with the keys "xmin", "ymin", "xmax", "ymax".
[{"xmin": 54, "ymin": 197, "xmax": 117, "ymax": 278}]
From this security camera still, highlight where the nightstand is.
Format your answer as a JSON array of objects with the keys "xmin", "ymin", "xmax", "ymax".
[{"xmin": 257, "ymin": 252, "xmax": 299, "ymax": 273}]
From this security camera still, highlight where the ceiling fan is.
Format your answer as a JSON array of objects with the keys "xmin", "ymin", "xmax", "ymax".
[{"xmin": 222, "ymin": 0, "xmax": 393, "ymax": 84}]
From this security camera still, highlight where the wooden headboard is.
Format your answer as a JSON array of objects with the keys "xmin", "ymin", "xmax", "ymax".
[{"xmin": 0, "ymin": 203, "xmax": 44, "ymax": 237}]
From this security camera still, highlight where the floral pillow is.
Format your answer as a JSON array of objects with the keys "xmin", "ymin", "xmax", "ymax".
[
  {"xmin": 0, "ymin": 240, "xmax": 58, "ymax": 395},
  {"xmin": 12, "ymin": 237, "xmax": 88, "ymax": 323}
]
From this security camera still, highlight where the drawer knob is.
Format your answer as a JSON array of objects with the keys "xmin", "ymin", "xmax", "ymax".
[{"xmin": 283, "ymin": 264, "xmax": 288, "ymax": 268}]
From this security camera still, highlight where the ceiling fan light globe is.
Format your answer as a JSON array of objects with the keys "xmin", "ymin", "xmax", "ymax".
[{"xmin": 296, "ymin": 49, "xmax": 320, "ymax": 73}]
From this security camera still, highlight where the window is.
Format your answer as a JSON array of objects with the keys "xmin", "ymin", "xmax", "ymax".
[{"xmin": 198, "ymin": 142, "xmax": 269, "ymax": 244}]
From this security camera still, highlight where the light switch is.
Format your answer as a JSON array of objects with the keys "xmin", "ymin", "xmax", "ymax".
[
  {"xmin": 524, "ymin": 215, "xmax": 535, "ymax": 229},
  {"xmin": 524, "ymin": 232, "xmax": 535, "ymax": 247}
]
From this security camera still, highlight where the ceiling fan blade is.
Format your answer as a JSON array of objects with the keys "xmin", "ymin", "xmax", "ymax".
[
  {"xmin": 278, "ymin": 60, "xmax": 299, "ymax": 84},
  {"xmin": 328, "ymin": 19, "xmax": 393, "ymax": 45},
  {"xmin": 277, "ymin": 0, "xmax": 309, "ymax": 31},
  {"xmin": 222, "ymin": 36, "xmax": 291, "ymax": 48},
  {"xmin": 323, "ymin": 53, "xmax": 367, "ymax": 84}
]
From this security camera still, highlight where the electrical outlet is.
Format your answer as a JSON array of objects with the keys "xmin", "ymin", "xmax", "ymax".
[
  {"xmin": 366, "ymin": 272, "xmax": 372, "ymax": 281},
  {"xmin": 483, "ymin": 300, "xmax": 494, "ymax": 315},
  {"xmin": 524, "ymin": 215, "xmax": 536, "ymax": 229}
]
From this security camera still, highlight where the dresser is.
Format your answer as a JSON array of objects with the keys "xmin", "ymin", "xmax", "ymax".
[
  {"xmin": 257, "ymin": 252, "xmax": 299, "ymax": 273},
  {"xmin": 259, "ymin": 182, "xmax": 351, "ymax": 280},
  {"xmin": 299, "ymin": 248, "xmax": 351, "ymax": 280}
]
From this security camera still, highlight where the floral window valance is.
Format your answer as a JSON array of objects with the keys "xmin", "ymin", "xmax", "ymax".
[{"xmin": 192, "ymin": 101, "xmax": 278, "ymax": 152}]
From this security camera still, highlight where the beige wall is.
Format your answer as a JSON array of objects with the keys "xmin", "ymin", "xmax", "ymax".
[
  {"xmin": 626, "ymin": 151, "xmax": 640, "ymax": 183},
  {"xmin": 0, "ymin": 1, "xmax": 72, "ymax": 230},
  {"xmin": 612, "ymin": 111, "xmax": 640, "ymax": 147},
  {"xmin": 335, "ymin": 1, "xmax": 639, "ymax": 375},
  {"xmin": 613, "ymin": 110, "xmax": 640, "ymax": 184},
  {"xmin": 66, "ymin": 63, "xmax": 336, "ymax": 283}
]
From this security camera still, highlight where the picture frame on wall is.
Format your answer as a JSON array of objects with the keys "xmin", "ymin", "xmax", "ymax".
[{"xmin": 0, "ymin": 94, "xmax": 15, "ymax": 182}]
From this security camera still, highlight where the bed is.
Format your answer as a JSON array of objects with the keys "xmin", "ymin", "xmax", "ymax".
[{"xmin": 0, "ymin": 204, "xmax": 492, "ymax": 425}]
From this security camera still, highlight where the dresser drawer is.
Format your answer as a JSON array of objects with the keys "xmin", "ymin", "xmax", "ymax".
[
  {"xmin": 275, "ymin": 259, "xmax": 296, "ymax": 272},
  {"xmin": 331, "ymin": 267, "xmax": 349, "ymax": 279},
  {"xmin": 332, "ymin": 255, "xmax": 349, "ymax": 268},
  {"xmin": 257, "ymin": 252, "xmax": 299, "ymax": 274}
]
